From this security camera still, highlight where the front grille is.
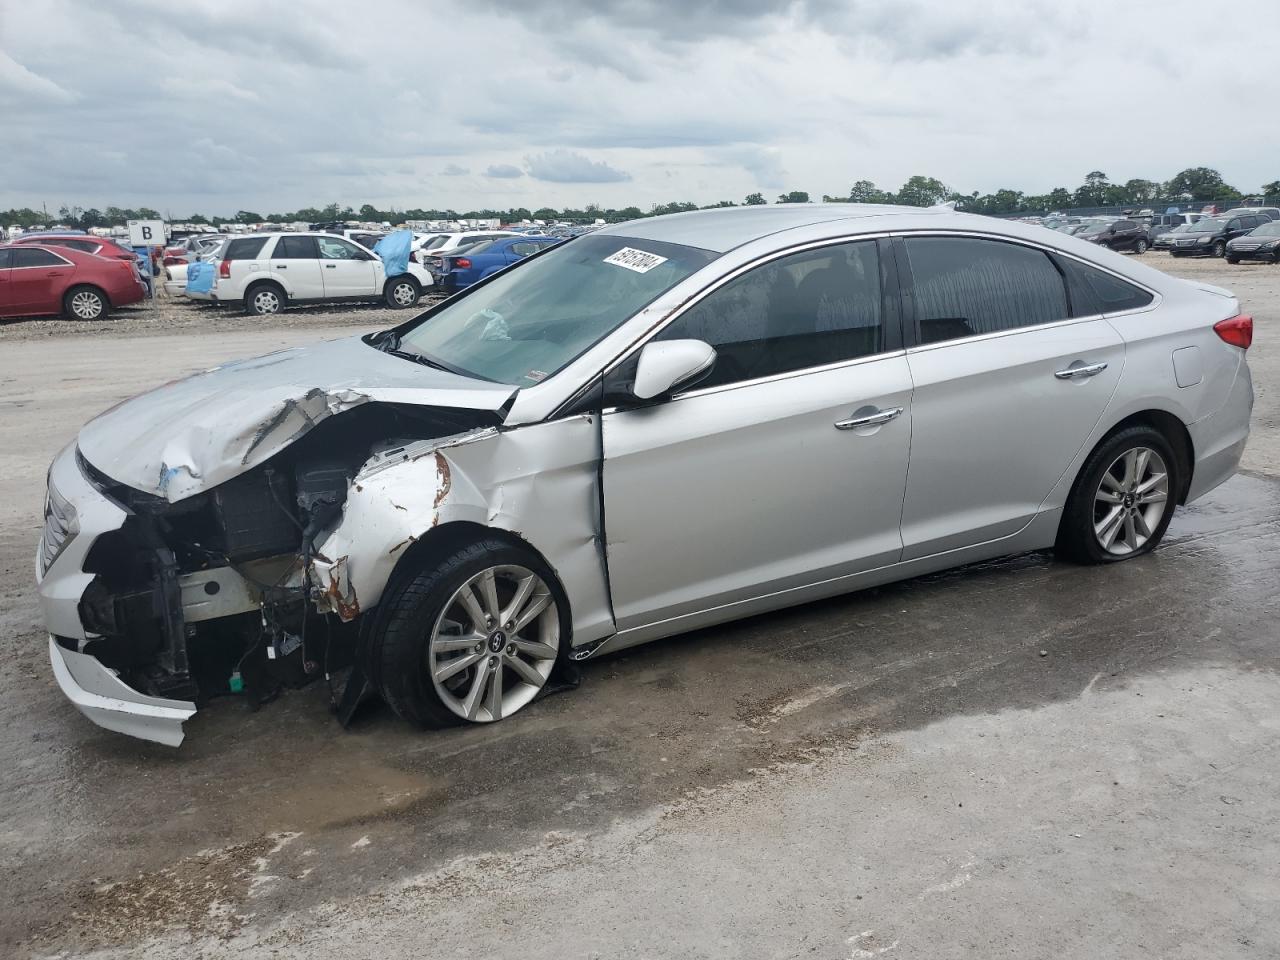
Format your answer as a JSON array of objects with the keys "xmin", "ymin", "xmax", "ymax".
[
  {"xmin": 1234, "ymin": 244, "xmax": 1259, "ymax": 251},
  {"xmin": 38, "ymin": 484, "xmax": 74, "ymax": 576}
]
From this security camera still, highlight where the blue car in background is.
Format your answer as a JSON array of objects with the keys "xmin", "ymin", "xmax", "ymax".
[{"xmin": 439, "ymin": 235, "xmax": 561, "ymax": 292}]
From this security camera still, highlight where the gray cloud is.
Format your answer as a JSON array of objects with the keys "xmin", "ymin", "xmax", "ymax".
[
  {"xmin": 484, "ymin": 164, "xmax": 525, "ymax": 179},
  {"xmin": 525, "ymin": 150, "xmax": 631, "ymax": 183},
  {"xmin": 441, "ymin": 164, "xmax": 470, "ymax": 176}
]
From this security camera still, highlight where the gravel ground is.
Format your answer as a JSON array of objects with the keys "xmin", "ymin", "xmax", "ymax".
[{"xmin": 0, "ymin": 294, "xmax": 448, "ymax": 343}]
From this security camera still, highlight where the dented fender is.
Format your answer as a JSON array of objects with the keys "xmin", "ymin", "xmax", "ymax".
[{"xmin": 310, "ymin": 417, "xmax": 616, "ymax": 650}]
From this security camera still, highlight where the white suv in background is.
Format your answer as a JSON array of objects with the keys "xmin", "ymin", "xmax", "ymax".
[{"xmin": 210, "ymin": 232, "xmax": 434, "ymax": 315}]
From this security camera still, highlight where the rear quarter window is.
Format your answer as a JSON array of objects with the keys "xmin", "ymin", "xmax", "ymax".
[
  {"xmin": 1058, "ymin": 257, "xmax": 1154, "ymax": 314},
  {"xmin": 225, "ymin": 237, "xmax": 269, "ymax": 260}
]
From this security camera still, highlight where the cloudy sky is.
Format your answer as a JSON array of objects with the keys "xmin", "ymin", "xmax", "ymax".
[{"xmin": 1, "ymin": 0, "xmax": 1277, "ymax": 217}]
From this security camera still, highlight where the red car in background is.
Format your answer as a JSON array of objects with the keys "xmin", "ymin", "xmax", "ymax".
[
  {"xmin": 0, "ymin": 243, "xmax": 147, "ymax": 320},
  {"xmin": 9, "ymin": 232, "xmax": 140, "ymax": 263}
]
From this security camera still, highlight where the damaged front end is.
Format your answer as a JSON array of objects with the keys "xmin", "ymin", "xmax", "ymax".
[{"xmin": 40, "ymin": 339, "xmax": 515, "ymax": 745}]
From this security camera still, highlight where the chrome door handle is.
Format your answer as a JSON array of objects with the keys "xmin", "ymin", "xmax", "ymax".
[
  {"xmin": 1054, "ymin": 362, "xmax": 1108, "ymax": 380},
  {"xmin": 835, "ymin": 406, "xmax": 903, "ymax": 430}
]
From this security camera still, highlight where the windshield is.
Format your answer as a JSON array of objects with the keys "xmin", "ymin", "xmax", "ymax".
[
  {"xmin": 1251, "ymin": 222, "xmax": 1280, "ymax": 237},
  {"xmin": 1190, "ymin": 218, "xmax": 1225, "ymax": 232},
  {"xmin": 394, "ymin": 233, "xmax": 718, "ymax": 385},
  {"xmin": 1165, "ymin": 224, "xmax": 1193, "ymax": 235},
  {"xmin": 452, "ymin": 240, "xmax": 494, "ymax": 256},
  {"xmin": 424, "ymin": 235, "xmax": 450, "ymax": 250}
]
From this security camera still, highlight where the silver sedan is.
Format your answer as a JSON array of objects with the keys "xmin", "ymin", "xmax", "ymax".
[{"xmin": 37, "ymin": 204, "xmax": 1254, "ymax": 744}]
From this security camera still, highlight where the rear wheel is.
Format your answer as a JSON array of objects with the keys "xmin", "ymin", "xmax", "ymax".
[
  {"xmin": 245, "ymin": 283, "xmax": 285, "ymax": 316},
  {"xmin": 1056, "ymin": 426, "xmax": 1178, "ymax": 564},
  {"xmin": 385, "ymin": 276, "xmax": 420, "ymax": 308},
  {"xmin": 373, "ymin": 538, "xmax": 567, "ymax": 728},
  {"xmin": 63, "ymin": 285, "xmax": 108, "ymax": 320}
]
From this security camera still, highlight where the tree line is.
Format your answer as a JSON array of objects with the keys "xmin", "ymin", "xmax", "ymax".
[{"xmin": 4, "ymin": 168, "xmax": 1278, "ymax": 231}]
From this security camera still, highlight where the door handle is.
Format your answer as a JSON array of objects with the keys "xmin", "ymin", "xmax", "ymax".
[
  {"xmin": 275, "ymin": 264, "xmax": 287, "ymax": 269},
  {"xmin": 835, "ymin": 406, "xmax": 903, "ymax": 430},
  {"xmin": 1054, "ymin": 362, "xmax": 1108, "ymax": 380},
  {"xmin": 324, "ymin": 264, "xmax": 336, "ymax": 269}
]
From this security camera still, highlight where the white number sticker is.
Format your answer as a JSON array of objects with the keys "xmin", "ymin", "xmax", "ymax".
[{"xmin": 603, "ymin": 247, "xmax": 669, "ymax": 274}]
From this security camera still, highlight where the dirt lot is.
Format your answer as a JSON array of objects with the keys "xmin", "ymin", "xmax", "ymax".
[{"xmin": 1, "ymin": 253, "xmax": 1278, "ymax": 959}]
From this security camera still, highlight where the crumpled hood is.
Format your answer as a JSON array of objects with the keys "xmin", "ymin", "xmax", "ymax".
[{"xmin": 78, "ymin": 335, "xmax": 516, "ymax": 501}]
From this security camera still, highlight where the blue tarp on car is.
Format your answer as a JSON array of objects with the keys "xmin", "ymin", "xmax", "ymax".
[
  {"xmin": 186, "ymin": 261, "xmax": 214, "ymax": 294},
  {"xmin": 374, "ymin": 229, "xmax": 412, "ymax": 277}
]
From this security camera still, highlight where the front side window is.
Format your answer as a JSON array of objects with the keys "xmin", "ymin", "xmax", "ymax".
[
  {"xmin": 0, "ymin": 249, "xmax": 11, "ymax": 268},
  {"xmin": 655, "ymin": 239, "xmax": 883, "ymax": 388},
  {"xmin": 396, "ymin": 234, "xmax": 717, "ymax": 386},
  {"xmin": 905, "ymin": 236, "xmax": 1069, "ymax": 344},
  {"xmin": 317, "ymin": 236, "xmax": 365, "ymax": 260}
]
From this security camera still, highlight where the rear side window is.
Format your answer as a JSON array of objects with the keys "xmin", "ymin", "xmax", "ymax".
[
  {"xmin": 272, "ymin": 236, "xmax": 318, "ymax": 259},
  {"xmin": 1059, "ymin": 258, "xmax": 1154, "ymax": 314},
  {"xmin": 0, "ymin": 249, "xmax": 11, "ymax": 268},
  {"xmin": 55, "ymin": 239, "xmax": 96, "ymax": 252},
  {"xmin": 224, "ymin": 237, "xmax": 268, "ymax": 260},
  {"xmin": 904, "ymin": 237, "xmax": 1069, "ymax": 344},
  {"xmin": 12, "ymin": 248, "xmax": 66, "ymax": 267},
  {"xmin": 509, "ymin": 242, "xmax": 539, "ymax": 257},
  {"xmin": 656, "ymin": 239, "xmax": 883, "ymax": 389}
]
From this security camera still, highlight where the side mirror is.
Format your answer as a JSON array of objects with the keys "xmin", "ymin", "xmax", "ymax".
[{"xmin": 632, "ymin": 339, "xmax": 716, "ymax": 401}]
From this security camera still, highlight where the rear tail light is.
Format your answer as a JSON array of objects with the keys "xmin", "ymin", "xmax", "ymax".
[
  {"xmin": 454, "ymin": 257, "xmax": 471, "ymax": 269},
  {"xmin": 1213, "ymin": 314, "xmax": 1253, "ymax": 350},
  {"xmin": 218, "ymin": 259, "xmax": 231, "ymax": 279}
]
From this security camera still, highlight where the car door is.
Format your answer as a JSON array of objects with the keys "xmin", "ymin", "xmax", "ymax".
[
  {"xmin": 895, "ymin": 235, "xmax": 1126, "ymax": 559},
  {"xmin": 10, "ymin": 247, "xmax": 72, "ymax": 313},
  {"xmin": 601, "ymin": 237, "xmax": 913, "ymax": 631},
  {"xmin": 317, "ymin": 235, "xmax": 377, "ymax": 297},
  {"xmin": 268, "ymin": 235, "xmax": 323, "ymax": 299}
]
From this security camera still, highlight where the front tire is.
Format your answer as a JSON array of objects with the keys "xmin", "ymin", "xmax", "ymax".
[
  {"xmin": 64, "ymin": 285, "xmax": 108, "ymax": 320},
  {"xmin": 1056, "ymin": 426, "xmax": 1179, "ymax": 565},
  {"xmin": 1212, "ymin": 240, "xmax": 1227, "ymax": 258},
  {"xmin": 1134, "ymin": 238, "xmax": 1148, "ymax": 254},
  {"xmin": 1226, "ymin": 255, "xmax": 1240, "ymax": 265},
  {"xmin": 245, "ymin": 283, "xmax": 285, "ymax": 316},
  {"xmin": 385, "ymin": 276, "xmax": 420, "ymax": 309},
  {"xmin": 373, "ymin": 538, "xmax": 568, "ymax": 728}
]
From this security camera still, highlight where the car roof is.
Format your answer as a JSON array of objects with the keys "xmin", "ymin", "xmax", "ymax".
[{"xmin": 593, "ymin": 203, "xmax": 957, "ymax": 253}]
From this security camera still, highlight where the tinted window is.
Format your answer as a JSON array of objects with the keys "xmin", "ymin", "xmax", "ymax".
[
  {"xmin": 1059, "ymin": 258, "xmax": 1154, "ymax": 314},
  {"xmin": 904, "ymin": 237, "xmax": 1068, "ymax": 344},
  {"xmin": 224, "ymin": 237, "xmax": 268, "ymax": 260},
  {"xmin": 13, "ymin": 248, "xmax": 65, "ymax": 267},
  {"xmin": 0, "ymin": 249, "xmax": 11, "ymax": 268},
  {"xmin": 509, "ymin": 242, "xmax": 540, "ymax": 258},
  {"xmin": 53, "ymin": 239, "xmax": 97, "ymax": 252},
  {"xmin": 424, "ymin": 236, "xmax": 449, "ymax": 250},
  {"xmin": 272, "ymin": 236, "xmax": 318, "ymax": 259},
  {"xmin": 656, "ymin": 240, "xmax": 883, "ymax": 389},
  {"xmin": 317, "ymin": 237, "xmax": 364, "ymax": 260},
  {"xmin": 1114, "ymin": 221, "xmax": 1136, "ymax": 231}
]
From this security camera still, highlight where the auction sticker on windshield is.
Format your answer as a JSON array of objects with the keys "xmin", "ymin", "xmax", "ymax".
[{"xmin": 603, "ymin": 247, "xmax": 669, "ymax": 273}]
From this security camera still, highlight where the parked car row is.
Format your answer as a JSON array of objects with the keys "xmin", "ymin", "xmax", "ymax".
[{"xmin": 1041, "ymin": 206, "xmax": 1280, "ymax": 263}]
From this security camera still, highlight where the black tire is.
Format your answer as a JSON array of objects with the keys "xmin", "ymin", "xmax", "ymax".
[
  {"xmin": 244, "ymin": 282, "xmax": 285, "ymax": 316},
  {"xmin": 63, "ymin": 284, "xmax": 108, "ymax": 321},
  {"xmin": 1134, "ymin": 238, "xmax": 1148, "ymax": 254},
  {"xmin": 372, "ymin": 537, "xmax": 570, "ymax": 729},
  {"xmin": 1170, "ymin": 250, "xmax": 1183, "ymax": 258},
  {"xmin": 384, "ymin": 275, "xmax": 421, "ymax": 309},
  {"xmin": 1226, "ymin": 256, "xmax": 1240, "ymax": 265},
  {"xmin": 1212, "ymin": 240, "xmax": 1227, "ymax": 258},
  {"xmin": 1056, "ymin": 425, "xmax": 1180, "ymax": 565}
]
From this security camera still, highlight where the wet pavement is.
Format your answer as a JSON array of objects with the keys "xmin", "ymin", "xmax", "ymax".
[{"xmin": 1, "ymin": 255, "xmax": 1278, "ymax": 957}]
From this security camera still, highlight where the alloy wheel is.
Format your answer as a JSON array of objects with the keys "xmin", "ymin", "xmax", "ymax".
[
  {"xmin": 427, "ymin": 564, "xmax": 559, "ymax": 722},
  {"xmin": 1093, "ymin": 447, "xmax": 1169, "ymax": 556},
  {"xmin": 71, "ymin": 290, "xmax": 104, "ymax": 320}
]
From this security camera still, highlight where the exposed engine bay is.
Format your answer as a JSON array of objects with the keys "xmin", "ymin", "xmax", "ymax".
[{"xmin": 73, "ymin": 402, "xmax": 501, "ymax": 710}]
